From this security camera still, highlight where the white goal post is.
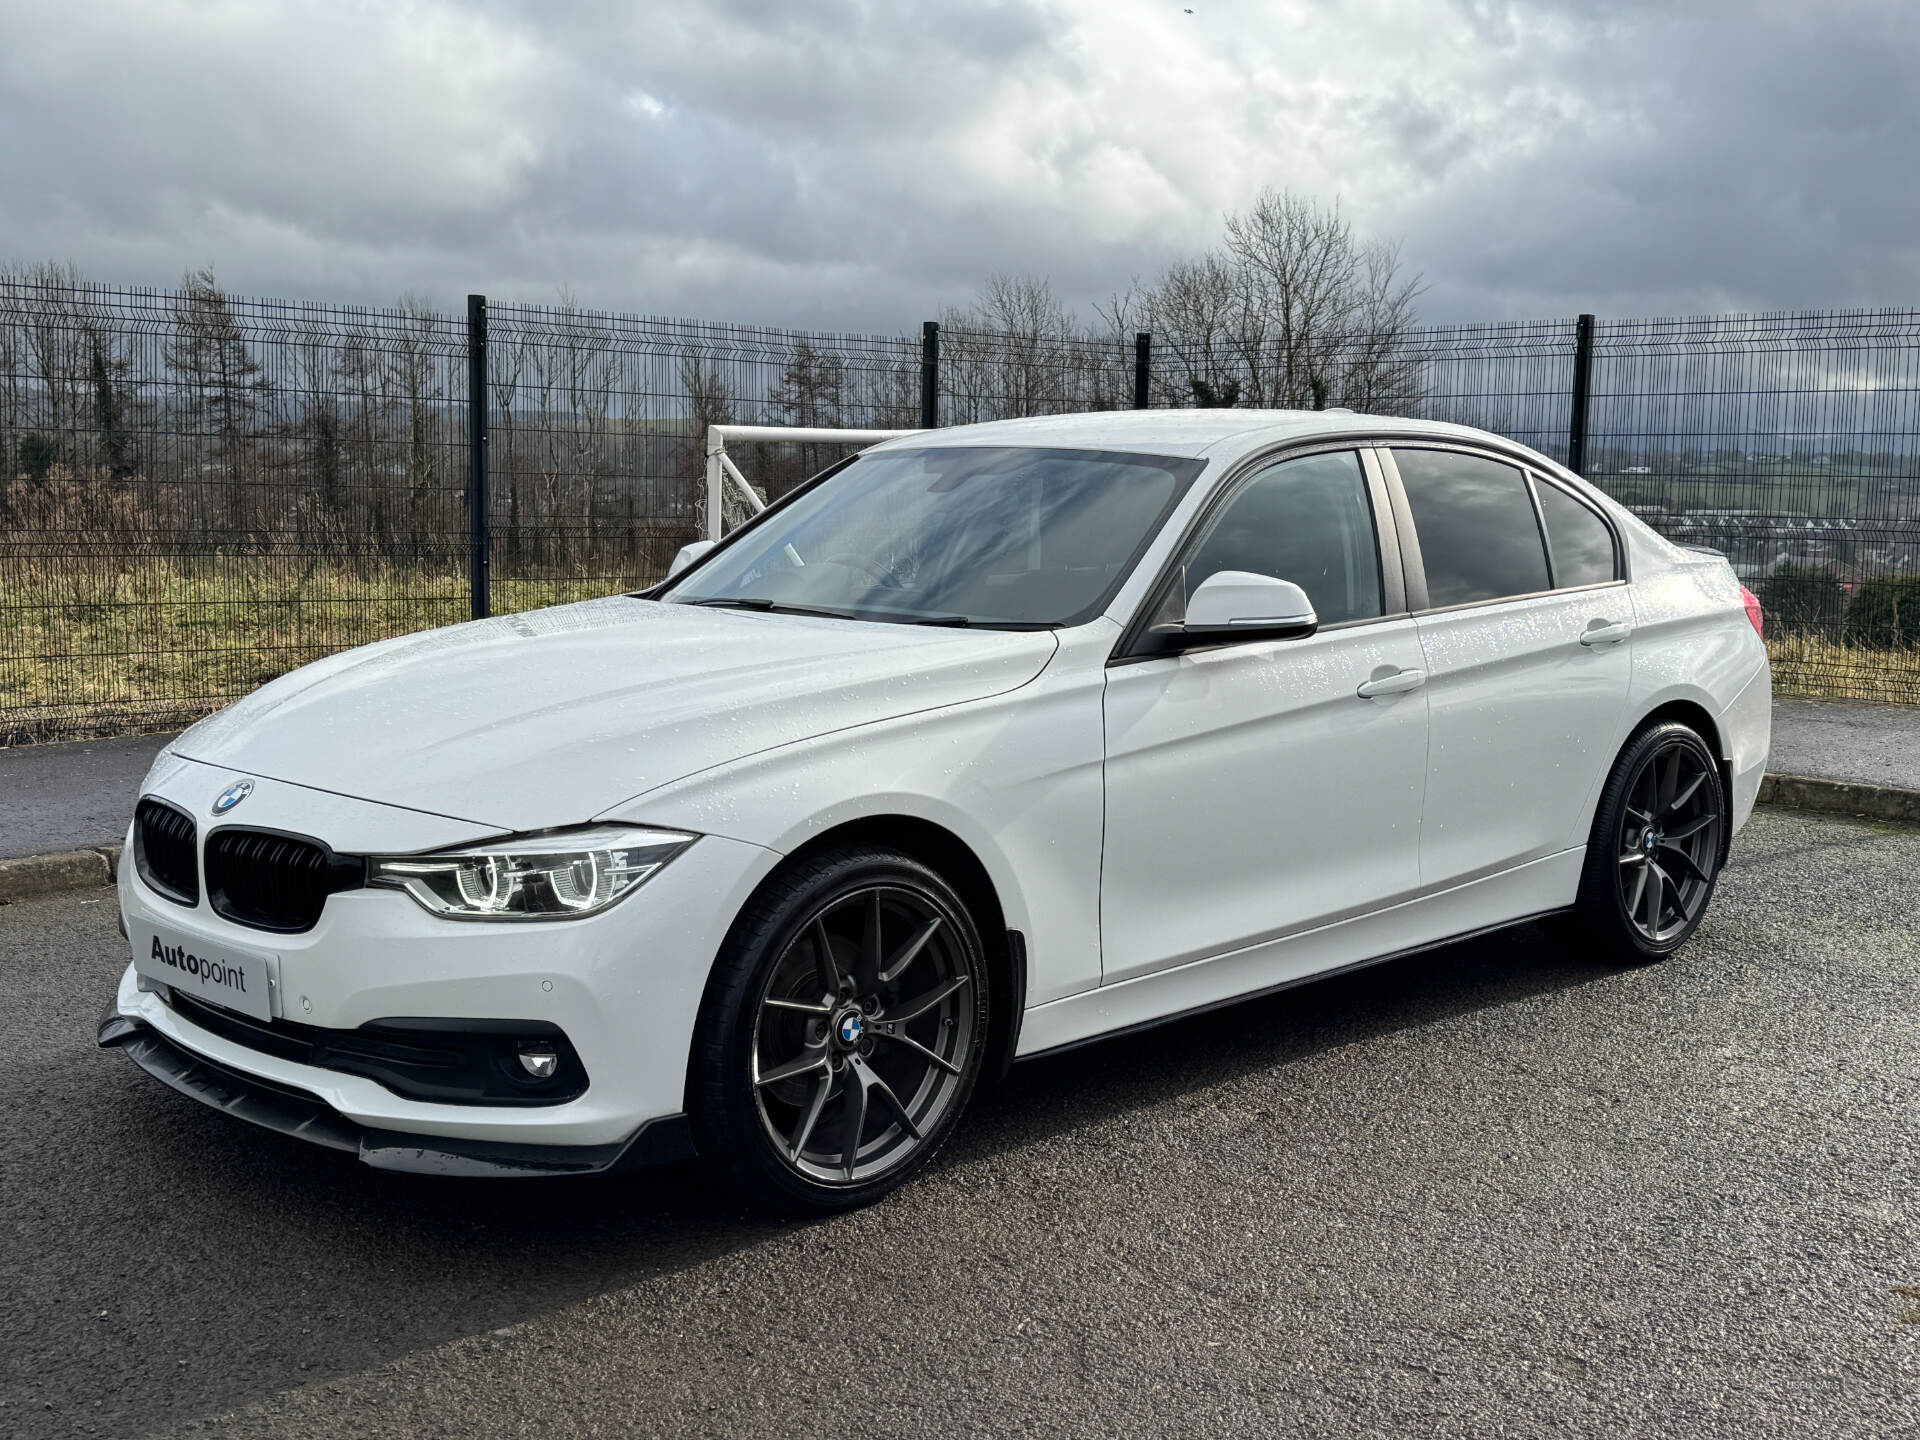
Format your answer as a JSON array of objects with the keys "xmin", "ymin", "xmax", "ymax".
[{"xmin": 703, "ymin": 424, "xmax": 926, "ymax": 541}]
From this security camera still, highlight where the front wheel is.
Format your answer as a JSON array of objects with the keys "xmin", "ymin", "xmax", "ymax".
[
  {"xmin": 689, "ymin": 845, "xmax": 991, "ymax": 1214},
  {"xmin": 1570, "ymin": 720, "xmax": 1727, "ymax": 963}
]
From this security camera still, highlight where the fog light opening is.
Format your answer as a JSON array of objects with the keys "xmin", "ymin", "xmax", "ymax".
[{"xmin": 516, "ymin": 1044, "xmax": 560, "ymax": 1080}]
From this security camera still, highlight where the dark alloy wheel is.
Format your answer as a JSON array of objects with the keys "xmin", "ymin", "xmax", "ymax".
[
  {"xmin": 1572, "ymin": 721, "xmax": 1727, "ymax": 962},
  {"xmin": 691, "ymin": 845, "xmax": 991, "ymax": 1213}
]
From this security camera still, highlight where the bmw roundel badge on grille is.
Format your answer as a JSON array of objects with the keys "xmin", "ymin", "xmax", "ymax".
[{"xmin": 211, "ymin": 778, "xmax": 254, "ymax": 815}]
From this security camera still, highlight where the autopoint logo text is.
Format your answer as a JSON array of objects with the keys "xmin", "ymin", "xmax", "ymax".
[{"xmin": 150, "ymin": 936, "xmax": 248, "ymax": 994}]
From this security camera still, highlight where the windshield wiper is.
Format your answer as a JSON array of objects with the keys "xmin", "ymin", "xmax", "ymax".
[
  {"xmin": 686, "ymin": 597, "xmax": 860, "ymax": 620},
  {"xmin": 906, "ymin": 615, "xmax": 1060, "ymax": 630}
]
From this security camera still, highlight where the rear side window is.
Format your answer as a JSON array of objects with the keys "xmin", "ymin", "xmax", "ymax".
[
  {"xmin": 1393, "ymin": 449, "xmax": 1550, "ymax": 608},
  {"xmin": 1535, "ymin": 481, "xmax": 1618, "ymax": 588}
]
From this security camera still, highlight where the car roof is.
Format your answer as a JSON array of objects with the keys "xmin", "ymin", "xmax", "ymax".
[{"xmin": 865, "ymin": 409, "xmax": 1535, "ymax": 467}]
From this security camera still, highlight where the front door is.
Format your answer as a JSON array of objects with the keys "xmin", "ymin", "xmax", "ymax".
[{"xmin": 1100, "ymin": 449, "xmax": 1431, "ymax": 984}]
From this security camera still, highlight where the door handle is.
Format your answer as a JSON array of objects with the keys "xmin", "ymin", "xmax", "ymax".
[
  {"xmin": 1579, "ymin": 619, "xmax": 1632, "ymax": 647},
  {"xmin": 1356, "ymin": 668, "xmax": 1426, "ymax": 699}
]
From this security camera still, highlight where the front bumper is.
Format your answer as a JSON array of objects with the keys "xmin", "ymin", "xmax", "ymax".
[
  {"xmin": 98, "ymin": 1012, "xmax": 695, "ymax": 1175},
  {"xmin": 107, "ymin": 758, "xmax": 784, "ymax": 1163}
]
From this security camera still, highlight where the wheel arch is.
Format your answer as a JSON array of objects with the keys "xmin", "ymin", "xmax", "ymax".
[
  {"xmin": 1634, "ymin": 696, "xmax": 1726, "ymax": 760},
  {"xmin": 1620, "ymin": 696, "xmax": 1734, "ymax": 865},
  {"xmin": 696, "ymin": 813, "xmax": 1027, "ymax": 1104}
]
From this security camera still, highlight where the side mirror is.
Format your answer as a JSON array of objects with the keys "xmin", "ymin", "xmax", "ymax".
[
  {"xmin": 1180, "ymin": 570, "xmax": 1318, "ymax": 644},
  {"xmin": 667, "ymin": 539, "xmax": 716, "ymax": 578}
]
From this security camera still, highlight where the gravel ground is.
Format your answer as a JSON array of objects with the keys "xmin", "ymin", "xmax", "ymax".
[{"xmin": 2, "ymin": 806, "xmax": 1915, "ymax": 1440}]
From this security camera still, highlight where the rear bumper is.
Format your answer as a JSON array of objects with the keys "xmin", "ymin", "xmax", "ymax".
[
  {"xmin": 1723, "ymin": 657, "xmax": 1773, "ymax": 835},
  {"xmin": 98, "ymin": 1012, "xmax": 696, "ymax": 1177}
]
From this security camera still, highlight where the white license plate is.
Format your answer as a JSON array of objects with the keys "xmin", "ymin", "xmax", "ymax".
[{"xmin": 133, "ymin": 924, "xmax": 276, "ymax": 1022}]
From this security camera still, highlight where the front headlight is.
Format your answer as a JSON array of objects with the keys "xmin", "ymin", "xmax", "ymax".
[{"xmin": 367, "ymin": 825, "xmax": 697, "ymax": 921}]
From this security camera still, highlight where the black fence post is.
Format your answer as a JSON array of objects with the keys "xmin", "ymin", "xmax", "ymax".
[
  {"xmin": 1134, "ymin": 332, "xmax": 1151, "ymax": 409},
  {"xmin": 920, "ymin": 321, "xmax": 939, "ymax": 429},
  {"xmin": 467, "ymin": 294, "xmax": 490, "ymax": 620},
  {"xmin": 1568, "ymin": 312, "xmax": 1595, "ymax": 476}
]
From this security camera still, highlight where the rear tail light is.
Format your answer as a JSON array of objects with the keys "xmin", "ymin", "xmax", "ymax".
[{"xmin": 1739, "ymin": 584, "xmax": 1764, "ymax": 638}]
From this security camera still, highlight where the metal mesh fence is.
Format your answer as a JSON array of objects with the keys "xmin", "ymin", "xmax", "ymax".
[
  {"xmin": 1585, "ymin": 311, "xmax": 1920, "ymax": 703},
  {"xmin": 483, "ymin": 304, "xmax": 919, "ymax": 588},
  {"xmin": 0, "ymin": 280, "xmax": 473, "ymax": 743},
  {"xmin": 2, "ymin": 275, "xmax": 1917, "ymax": 743},
  {"xmin": 0, "ymin": 282, "xmax": 918, "ymax": 741},
  {"xmin": 935, "ymin": 326, "xmax": 1140, "ymax": 423}
]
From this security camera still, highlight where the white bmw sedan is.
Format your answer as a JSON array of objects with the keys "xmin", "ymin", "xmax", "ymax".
[{"xmin": 101, "ymin": 411, "xmax": 1771, "ymax": 1211}]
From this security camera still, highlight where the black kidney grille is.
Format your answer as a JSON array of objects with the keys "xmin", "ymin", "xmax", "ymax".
[
  {"xmin": 134, "ymin": 798, "xmax": 199, "ymax": 906},
  {"xmin": 204, "ymin": 829, "xmax": 364, "ymax": 934}
]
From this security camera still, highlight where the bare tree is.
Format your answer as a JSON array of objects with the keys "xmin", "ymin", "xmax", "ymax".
[
  {"xmin": 165, "ymin": 266, "xmax": 265, "ymax": 530},
  {"xmin": 1134, "ymin": 252, "xmax": 1263, "ymax": 407},
  {"xmin": 488, "ymin": 322, "xmax": 530, "ymax": 567},
  {"xmin": 10, "ymin": 262, "xmax": 95, "ymax": 476},
  {"xmin": 0, "ymin": 262, "xmax": 147, "ymax": 492},
  {"xmin": 940, "ymin": 273, "xmax": 1093, "ymax": 422},
  {"xmin": 1341, "ymin": 238, "xmax": 1425, "ymax": 412},
  {"xmin": 388, "ymin": 295, "xmax": 449, "ymax": 563},
  {"xmin": 678, "ymin": 348, "xmax": 733, "ymax": 532},
  {"xmin": 1137, "ymin": 189, "xmax": 1424, "ymax": 412},
  {"xmin": 764, "ymin": 340, "xmax": 850, "ymax": 490}
]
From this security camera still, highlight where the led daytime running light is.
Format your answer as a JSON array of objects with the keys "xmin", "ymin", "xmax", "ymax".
[{"xmin": 368, "ymin": 826, "xmax": 696, "ymax": 921}]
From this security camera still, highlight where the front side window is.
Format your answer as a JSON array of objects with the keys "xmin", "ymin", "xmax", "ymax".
[
  {"xmin": 1535, "ymin": 480, "xmax": 1618, "ymax": 588},
  {"xmin": 1179, "ymin": 450, "xmax": 1383, "ymax": 625},
  {"xmin": 1393, "ymin": 448, "xmax": 1551, "ymax": 608},
  {"xmin": 663, "ymin": 446, "xmax": 1204, "ymax": 627}
]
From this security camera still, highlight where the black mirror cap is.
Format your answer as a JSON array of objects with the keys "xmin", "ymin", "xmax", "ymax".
[{"xmin": 1143, "ymin": 616, "xmax": 1320, "ymax": 654}]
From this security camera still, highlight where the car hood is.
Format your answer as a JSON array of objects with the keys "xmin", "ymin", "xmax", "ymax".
[{"xmin": 172, "ymin": 597, "xmax": 1058, "ymax": 836}]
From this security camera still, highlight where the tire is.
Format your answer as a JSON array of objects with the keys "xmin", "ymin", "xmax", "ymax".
[
  {"xmin": 689, "ymin": 844, "xmax": 992, "ymax": 1215},
  {"xmin": 1569, "ymin": 720, "xmax": 1728, "ymax": 963}
]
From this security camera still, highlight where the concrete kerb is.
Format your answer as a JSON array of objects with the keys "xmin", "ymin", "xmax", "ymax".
[
  {"xmin": 0, "ymin": 845, "xmax": 123, "ymax": 903},
  {"xmin": 1755, "ymin": 773, "xmax": 1920, "ymax": 826}
]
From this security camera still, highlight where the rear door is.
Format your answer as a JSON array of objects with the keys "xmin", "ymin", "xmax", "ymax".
[
  {"xmin": 1099, "ymin": 447, "xmax": 1430, "ymax": 984},
  {"xmin": 1383, "ymin": 445, "xmax": 1634, "ymax": 887}
]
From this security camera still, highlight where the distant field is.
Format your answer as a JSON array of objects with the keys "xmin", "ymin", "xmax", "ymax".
[
  {"xmin": 0, "ymin": 562, "xmax": 631, "ymax": 743},
  {"xmin": 2, "ymin": 561, "xmax": 1916, "ymax": 743},
  {"xmin": 1597, "ymin": 463, "xmax": 1920, "ymax": 519}
]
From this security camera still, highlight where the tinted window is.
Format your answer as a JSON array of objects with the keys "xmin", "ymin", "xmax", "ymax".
[
  {"xmin": 1394, "ymin": 449, "xmax": 1550, "ymax": 608},
  {"xmin": 666, "ymin": 446, "xmax": 1202, "ymax": 627},
  {"xmin": 1183, "ymin": 450, "xmax": 1382, "ymax": 624},
  {"xmin": 1536, "ymin": 481, "xmax": 1617, "ymax": 588}
]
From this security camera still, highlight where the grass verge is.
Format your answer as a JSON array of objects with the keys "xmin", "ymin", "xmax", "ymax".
[{"xmin": 3, "ymin": 564, "xmax": 1917, "ymax": 742}]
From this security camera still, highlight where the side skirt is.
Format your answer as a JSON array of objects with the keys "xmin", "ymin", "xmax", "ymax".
[{"xmin": 1015, "ymin": 848, "xmax": 1584, "ymax": 1060}]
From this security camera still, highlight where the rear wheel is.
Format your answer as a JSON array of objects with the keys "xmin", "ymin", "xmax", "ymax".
[
  {"xmin": 690, "ymin": 845, "xmax": 990, "ymax": 1214},
  {"xmin": 1570, "ymin": 721, "xmax": 1727, "ymax": 962}
]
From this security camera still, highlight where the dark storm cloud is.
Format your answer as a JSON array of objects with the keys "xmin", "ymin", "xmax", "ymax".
[
  {"xmin": 0, "ymin": 0, "xmax": 1912, "ymax": 329},
  {"xmin": 1393, "ymin": 0, "xmax": 1920, "ymax": 318}
]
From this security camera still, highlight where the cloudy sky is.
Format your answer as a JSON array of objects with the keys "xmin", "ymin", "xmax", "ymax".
[{"xmin": 2, "ymin": 0, "xmax": 1914, "ymax": 332}]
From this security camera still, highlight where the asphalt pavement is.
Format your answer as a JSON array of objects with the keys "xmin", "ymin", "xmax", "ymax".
[
  {"xmin": 2, "ymin": 806, "xmax": 1915, "ymax": 1439},
  {"xmin": 0, "ymin": 733, "xmax": 172, "ymax": 860},
  {"xmin": 1771, "ymin": 697, "xmax": 1920, "ymax": 791}
]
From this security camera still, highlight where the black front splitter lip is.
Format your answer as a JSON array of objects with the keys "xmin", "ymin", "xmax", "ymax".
[{"xmin": 97, "ymin": 1013, "xmax": 695, "ymax": 1177}]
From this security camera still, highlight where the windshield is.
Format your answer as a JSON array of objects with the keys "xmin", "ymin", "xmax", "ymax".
[{"xmin": 662, "ymin": 446, "xmax": 1205, "ymax": 627}]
